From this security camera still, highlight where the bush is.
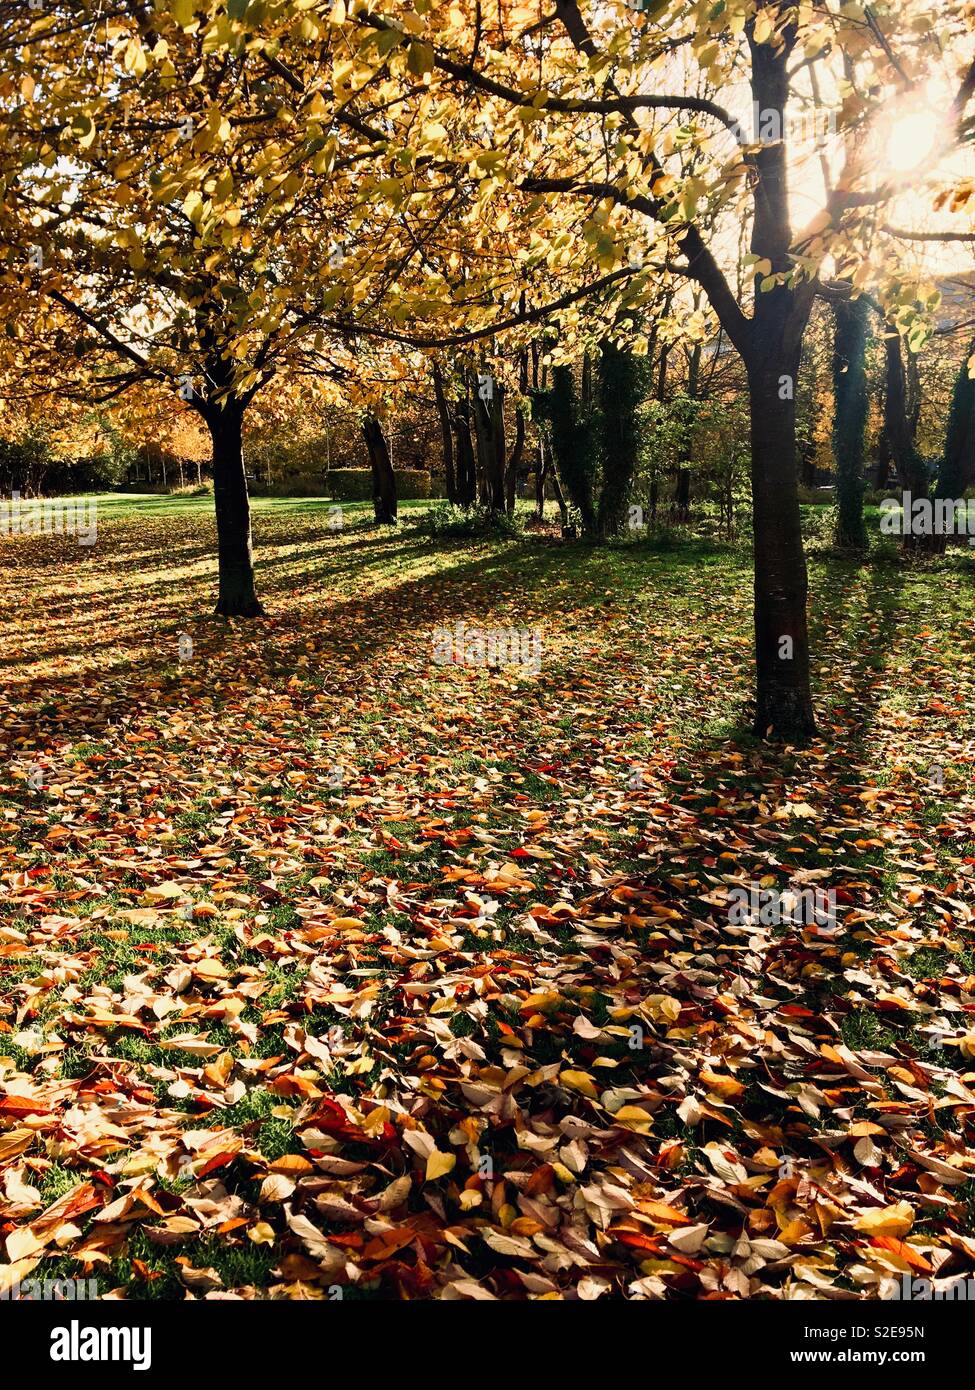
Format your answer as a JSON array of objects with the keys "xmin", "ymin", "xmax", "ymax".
[
  {"xmin": 0, "ymin": 431, "xmax": 125, "ymax": 495},
  {"xmin": 323, "ymin": 469, "xmax": 371, "ymax": 500},
  {"xmin": 251, "ymin": 472, "xmax": 323, "ymax": 498},
  {"xmin": 326, "ymin": 468, "xmax": 431, "ymax": 501},
  {"xmin": 392, "ymin": 469, "xmax": 432, "ymax": 500},
  {"xmin": 416, "ymin": 502, "xmax": 522, "ymax": 539},
  {"xmin": 798, "ymin": 484, "xmax": 836, "ymax": 506},
  {"xmin": 800, "ymin": 502, "xmax": 840, "ymax": 551}
]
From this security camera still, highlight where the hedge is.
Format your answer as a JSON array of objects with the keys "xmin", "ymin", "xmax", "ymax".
[{"xmin": 326, "ymin": 468, "xmax": 432, "ymax": 501}]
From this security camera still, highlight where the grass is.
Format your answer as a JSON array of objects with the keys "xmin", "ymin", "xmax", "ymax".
[{"xmin": 1, "ymin": 493, "xmax": 974, "ymax": 1299}]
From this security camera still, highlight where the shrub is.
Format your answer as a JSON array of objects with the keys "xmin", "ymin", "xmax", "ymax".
[
  {"xmin": 251, "ymin": 472, "xmax": 323, "ymax": 498},
  {"xmin": 326, "ymin": 468, "xmax": 431, "ymax": 501},
  {"xmin": 0, "ymin": 431, "xmax": 125, "ymax": 495},
  {"xmin": 393, "ymin": 469, "xmax": 432, "ymax": 500},
  {"xmin": 801, "ymin": 502, "xmax": 840, "ymax": 551},
  {"xmin": 416, "ymin": 502, "xmax": 522, "ymax": 539}
]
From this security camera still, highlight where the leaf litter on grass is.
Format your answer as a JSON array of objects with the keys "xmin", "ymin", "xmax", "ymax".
[{"xmin": 1, "ymin": 503, "xmax": 974, "ymax": 1299}]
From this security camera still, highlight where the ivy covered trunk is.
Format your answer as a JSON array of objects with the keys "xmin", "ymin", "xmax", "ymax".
[
  {"xmin": 596, "ymin": 339, "xmax": 643, "ymax": 538},
  {"xmin": 505, "ymin": 349, "xmax": 529, "ymax": 515},
  {"xmin": 549, "ymin": 364, "xmax": 597, "ymax": 536},
  {"xmin": 832, "ymin": 297, "xmax": 869, "ymax": 550},
  {"xmin": 883, "ymin": 329, "xmax": 930, "ymax": 551},
  {"xmin": 672, "ymin": 343, "xmax": 700, "ymax": 523},
  {"xmin": 936, "ymin": 334, "xmax": 975, "ymax": 500}
]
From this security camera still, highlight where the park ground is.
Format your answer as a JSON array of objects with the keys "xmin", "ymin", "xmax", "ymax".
[{"xmin": 1, "ymin": 495, "xmax": 975, "ymax": 1300}]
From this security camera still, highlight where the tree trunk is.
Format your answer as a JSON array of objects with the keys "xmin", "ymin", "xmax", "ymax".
[
  {"xmin": 875, "ymin": 431, "xmax": 891, "ymax": 490},
  {"xmin": 723, "ymin": 473, "xmax": 734, "ymax": 539},
  {"xmin": 551, "ymin": 465, "xmax": 569, "ymax": 529},
  {"xmin": 923, "ymin": 334, "xmax": 975, "ymax": 554},
  {"xmin": 937, "ymin": 333, "xmax": 975, "ymax": 499},
  {"xmin": 673, "ymin": 466, "xmax": 691, "ymax": 521},
  {"xmin": 549, "ymin": 364, "xmax": 597, "ymax": 536},
  {"xmin": 362, "ymin": 414, "xmax": 397, "ymax": 523},
  {"xmin": 208, "ymin": 402, "xmax": 264, "ymax": 617},
  {"xmin": 883, "ymin": 327, "xmax": 931, "ymax": 550},
  {"xmin": 535, "ymin": 439, "xmax": 547, "ymax": 521},
  {"xmin": 432, "ymin": 363, "xmax": 457, "ymax": 503},
  {"xmin": 832, "ymin": 296, "xmax": 869, "ymax": 550},
  {"xmin": 883, "ymin": 329, "xmax": 927, "ymax": 495},
  {"xmin": 506, "ymin": 419, "xmax": 523, "ymax": 514},
  {"xmin": 597, "ymin": 338, "xmax": 644, "ymax": 538},
  {"xmin": 672, "ymin": 344, "xmax": 700, "ymax": 523},
  {"xmin": 748, "ymin": 359, "xmax": 816, "ymax": 739},
  {"xmin": 472, "ymin": 372, "xmax": 506, "ymax": 512},
  {"xmin": 506, "ymin": 351, "xmax": 529, "ymax": 515},
  {"xmin": 454, "ymin": 394, "xmax": 477, "ymax": 507},
  {"xmin": 741, "ymin": 20, "xmax": 816, "ymax": 740}
]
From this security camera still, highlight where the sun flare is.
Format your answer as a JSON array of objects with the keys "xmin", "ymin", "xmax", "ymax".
[{"xmin": 884, "ymin": 109, "xmax": 944, "ymax": 174}]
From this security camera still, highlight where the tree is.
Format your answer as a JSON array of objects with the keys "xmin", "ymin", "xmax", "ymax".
[
  {"xmin": 431, "ymin": 362, "xmax": 457, "ymax": 504},
  {"xmin": 362, "ymin": 412, "xmax": 397, "ymax": 524},
  {"xmin": 471, "ymin": 369, "xmax": 507, "ymax": 512},
  {"xmin": 596, "ymin": 338, "xmax": 645, "ymax": 539},
  {"xmin": 249, "ymin": 0, "xmax": 826, "ymax": 730},
  {"xmin": 0, "ymin": 2, "xmax": 417, "ymax": 613},
  {"xmin": 547, "ymin": 363, "xmax": 597, "ymax": 536},
  {"xmin": 7, "ymin": 0, "xmax": 975, "ymax": 722},
  {"xmin": 832, "ymin": 298, "xmax": 870, "ymax": 550},
  {"xmin": 936, "ymin": 335, "xmax": 975, "ymax": 504},
  {"xmin": 883, "ymin": 325, "xmax": 932, "ymax": 512},
  {"xmin": 298, "ymin": 0, "xmax": 974, "ymax": 737}
]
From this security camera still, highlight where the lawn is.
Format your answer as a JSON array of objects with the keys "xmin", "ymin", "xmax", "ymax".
[{"xmin": 1, "ymin": 496, "xmax": 975, "ymax": 1300}]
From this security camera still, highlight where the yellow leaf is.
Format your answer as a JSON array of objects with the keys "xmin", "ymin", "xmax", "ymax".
[
  {"xmin": 145, "ymin": 881, "xmax": 185, "ymax": 900},
  {"xmin": 425, "ymin": 1149, "xmax": 456, "ymax": 1182},
  {"xmin": 854, "ymin": 1202, "xmax": 914, "ymax": 1237},
  {"xmin": 407, "ymin": 42, "xmax": 434, "ymax": 77},
  {"xmin": 560, "ymin": 1070, "xmax": 598, "ymax": 1099},
  {"xmin": 612, "ymin": 1105, "xmax": 654, "ymax": 1134},
  {"xmin": 248, "ymin": 1222, "xmax": 276, "ymax": 1246},
  {"xmin": 700, "ymin": 1069, "xmax": 746, "ymax": 1100},
  {"xmin": 123, "ymin": 38, "xmax": 147, "ymax": 76},
  {"xmin": 753, "ymin": 8, "xmax": 775, "ymax": 44},
  {"xmin": 194, "ymin": 957, "xmax": 228, "ymax": 980}
]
